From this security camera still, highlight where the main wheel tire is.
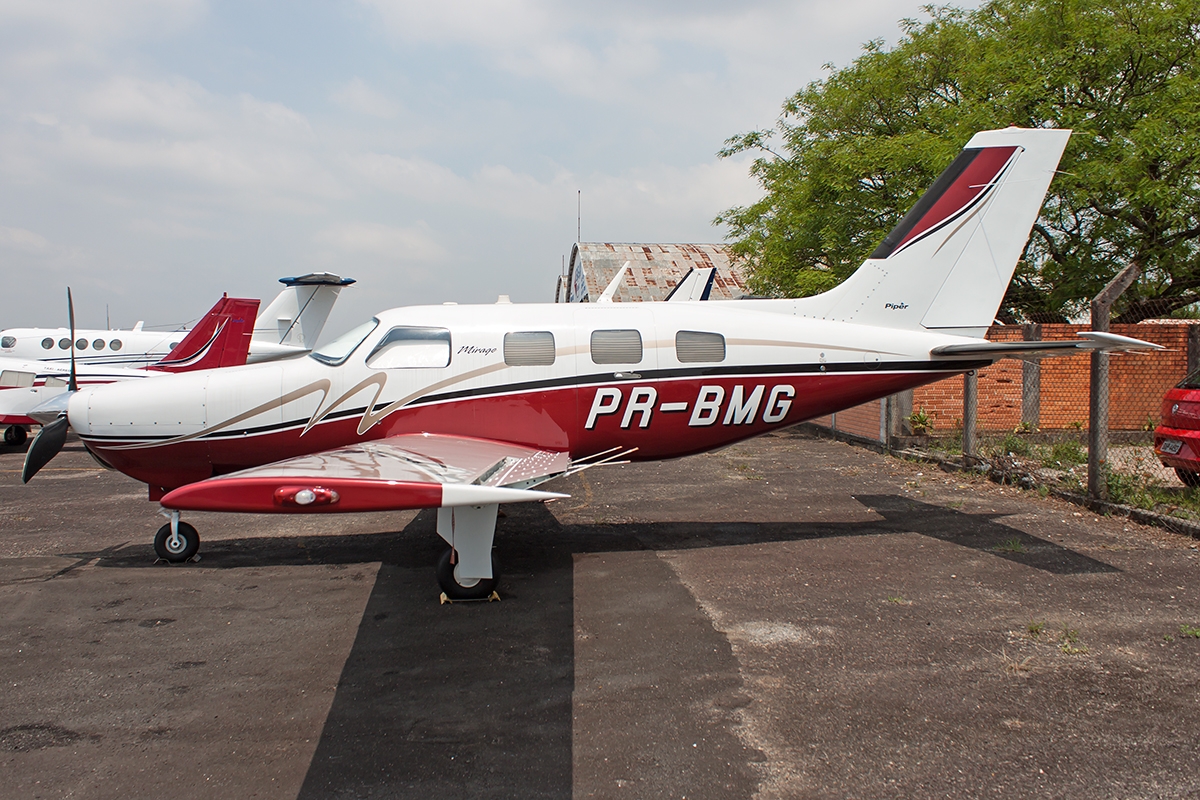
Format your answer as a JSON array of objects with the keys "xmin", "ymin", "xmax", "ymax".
[
  {"xmin": 4, "ymin": 425, "xmax": 27, "ymax": 446},
  {"xmin": 1176, "ymin": 468, "xmax": 1200, "ymax": 488},
  {"xmin": 154, "ymin": 522, "xmax": 200, "ymax": 562},
  {"xmin": 436, "ymin": 548, "xmax": 499, "ymax": 600}
]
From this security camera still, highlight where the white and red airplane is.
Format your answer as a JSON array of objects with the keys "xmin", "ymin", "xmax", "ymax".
[
  {"xmin": 0, "ymin": 295, "xmax": 260, "ymax": 445},
  {"xmin": 0, "ymin": 272, "xmax": 353, "ymax": 368},
  {"xmin": 22, "ymin": 128, "xmax": 1160, "ymax": 599}
]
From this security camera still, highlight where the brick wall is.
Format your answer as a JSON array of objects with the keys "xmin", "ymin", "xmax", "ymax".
[
  {"xmin": 911, "ymin": 323, "xmax": 1191, "ymax": 432},
  {"xmin": 809, "ymin": 399, "xmax": 883, "ymax": 441}
]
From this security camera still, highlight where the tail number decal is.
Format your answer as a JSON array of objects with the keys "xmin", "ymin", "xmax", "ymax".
[{"xmin": 586, "ymin": 384, "xmax": 795, "ymax": 430}]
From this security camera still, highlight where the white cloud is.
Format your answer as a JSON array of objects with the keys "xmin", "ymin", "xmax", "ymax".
[
  {"xmin": 0, "ymin": 226, "xmax": 50, "ymax": 254},
  {"xmin": 0, "ymin": 0, "xmax": 206, "ymax": 42},
  {"xmin": 314, "ymin": 221, "xmax": 446, "ymax": 263},
  {"xmin": 331, "ymin": 77, "xmax": 403, "ymax": 119}
]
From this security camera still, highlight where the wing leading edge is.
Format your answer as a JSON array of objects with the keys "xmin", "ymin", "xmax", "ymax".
[{"xmin": 159, "ymin": 433, "xmax": 570, "ymax": 513}]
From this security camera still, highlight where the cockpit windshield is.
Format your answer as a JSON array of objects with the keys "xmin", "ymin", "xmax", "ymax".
[{"xmin": 309, "ymin": 319, "xmax": 379, "ymax": 365}]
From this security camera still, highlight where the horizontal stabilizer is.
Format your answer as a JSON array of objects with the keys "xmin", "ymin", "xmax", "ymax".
[{"xmin": 931, "ymin": 331, "xmax": 1163, "ymax": 360}]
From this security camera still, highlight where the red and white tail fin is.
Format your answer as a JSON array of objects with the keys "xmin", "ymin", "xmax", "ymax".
[
  {"xmin": 146, "ymin": 295, "xmax": 260, "ymax": 373},
  {"xmin": 799, "ymin": 127, "xmax": 1070, "ymax": 337}
]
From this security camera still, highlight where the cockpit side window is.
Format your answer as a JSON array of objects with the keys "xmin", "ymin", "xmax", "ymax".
[
  {"xmin": 310, "ymin": 319, "xmax": 379, "ymax": 366},
  {"xmin": 366, "ymin": 327, "xmax": 452, "ymax": 369}
]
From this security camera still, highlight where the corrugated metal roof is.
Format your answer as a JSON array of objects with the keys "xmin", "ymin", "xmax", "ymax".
[{"xmin": 562, "ymin": 242, "xmax": 748, "ymax": 303}]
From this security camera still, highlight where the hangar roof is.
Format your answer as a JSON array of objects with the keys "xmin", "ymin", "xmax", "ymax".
[{"xmin": 560, "ymin": 243, "xmax": 749, "ymax": 303}]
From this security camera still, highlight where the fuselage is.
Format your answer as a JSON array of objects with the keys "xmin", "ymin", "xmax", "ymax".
[{"xmin": 70, "ymin": 299, "xmax": 985, "ymax": 494}]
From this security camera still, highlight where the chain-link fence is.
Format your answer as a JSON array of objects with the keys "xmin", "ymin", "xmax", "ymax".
[{"xmin": 804, "ymin": 315, "xmax": 1200, "ymax": 528}]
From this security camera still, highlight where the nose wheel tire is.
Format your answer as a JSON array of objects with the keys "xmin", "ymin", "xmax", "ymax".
[
  {"xmin": 154, "ymin": 521, "xmax": 200, "ymax": 562},
  {"xmin": 436, "ymin": 548, "xmax": 499, "ymax": 600},
  {"xmin": 4, "ymin": 425, "xmax": 27, "ymax": 446}
]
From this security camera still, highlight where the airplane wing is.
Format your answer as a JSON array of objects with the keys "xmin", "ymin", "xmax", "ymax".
[
  {"xmin": 930, "ymin": 331, "xmax": 1164, "ymax": 360},
  {"xmin": 159, "ymin": 433, "xmax": 570, "ymax": 513}
]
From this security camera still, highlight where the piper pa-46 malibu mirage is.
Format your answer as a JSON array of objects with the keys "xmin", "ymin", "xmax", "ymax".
[{"xmin": 23, "ymin": 127, "xmax": 1161, "ymax": 599}]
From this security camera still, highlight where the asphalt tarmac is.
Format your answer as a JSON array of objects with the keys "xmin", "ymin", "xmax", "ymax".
[{"xmin": 2, "ymin": 430, "xmax": 1199, "ymax": 799}]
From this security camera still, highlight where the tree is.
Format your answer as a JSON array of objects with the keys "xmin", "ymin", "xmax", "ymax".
[{"xmin": 717, "ymin": 0, "xmax": 1200, "ymax": 323}]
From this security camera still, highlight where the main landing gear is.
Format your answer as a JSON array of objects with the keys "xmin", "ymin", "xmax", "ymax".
[
  {"xmin": 4, "ymin": 425, "xmax": 28, "ymax": 446},
  {"xmin": 154, "ymin": 512, "xmax": 200, "ymax": 562},
  {"xmin": 435, "ymin": 504, "xmax": 501, "ymax": 600}
]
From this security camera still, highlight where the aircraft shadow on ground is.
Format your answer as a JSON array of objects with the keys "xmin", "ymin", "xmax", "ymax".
[{"xmin": 77, "ymin": 496, "xmax": 1114, "ymax": 798}]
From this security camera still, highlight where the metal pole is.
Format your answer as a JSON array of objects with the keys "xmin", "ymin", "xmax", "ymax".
[
  {"xmin": 963, "ymin": 370, "xmax": 978, "ymax": 462},
  {"xmin": 1087, "ymin": 262, "xmax": 1141, "ymax": 500}
]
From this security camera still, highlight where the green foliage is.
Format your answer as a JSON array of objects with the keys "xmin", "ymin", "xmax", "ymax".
[
  {"xmin": 1044, "ymin": 440, "xmax": 1087, "ymax": 467},
  {"xmin": 997, "ymin": 432, "xmax": 1032, "ymax": 457},
  {"xmin": 994, "ymin": 536, "xmax": 1026, "ymax": 553},
  {"xmin": 909, "ymin": 407, "xmax": 932, "ymax": 434},
  {"xmin": 717, "ymin": 0, "xmax": 1200, "ymax": 322},
  {"xmin": 1028, "ymin": 620, "xmax": 1045, "ymax": 637},
  {"xmin": 1181, "ymin": 624, "xmax": 1200, "ymax": 638}
]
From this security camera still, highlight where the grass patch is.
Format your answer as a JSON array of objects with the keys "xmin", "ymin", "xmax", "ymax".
[
  {"xmin": 997, "ymin": 432, "xmax": 1033, "ymax": 458},
  {"xmin": 994, "ymin": 537, "xmax": 1026, "ymax": 554},
  {"xmin": 1180, "ymin": 624, "xmax": 1200, "ymax": 639},
  {"xmin": 1059, "ymin": 627, "xmax": 1088, "ymax": 655},
  {"xmin": 1028, "ymin": 620, "xmax": 1045, "ymax": 638},
  {"xmin": 1043, "ymin": 440, "xmax": 1086, "ymax": 467}
]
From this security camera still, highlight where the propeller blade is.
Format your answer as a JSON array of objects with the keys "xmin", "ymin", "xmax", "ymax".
[
  {"xmin": 22, "ymin": 415, "xmax": 69, "ymax": 483},
  {"xmin": 67, "ymin": 287, "xmax": 77, "ymax": 393}
]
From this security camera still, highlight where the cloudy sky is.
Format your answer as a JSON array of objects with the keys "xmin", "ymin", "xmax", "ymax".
[{"xmin": 0, "ymin": 0, "xmax": 958, "ymax": 339}]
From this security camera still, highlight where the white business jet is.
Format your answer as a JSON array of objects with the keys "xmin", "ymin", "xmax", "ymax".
[
  {"xmin": 22, "ymin": 128, "xmax": 1161, "ymax": 600},
  {"xmin": 0, "ymin": 273, "xmax": 353, "ymax": 368}
]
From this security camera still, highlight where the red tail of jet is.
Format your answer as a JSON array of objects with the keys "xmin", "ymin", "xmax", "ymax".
[{"xmin": 146, "ymin": 295, "xmax": 260, "ymax": 373}]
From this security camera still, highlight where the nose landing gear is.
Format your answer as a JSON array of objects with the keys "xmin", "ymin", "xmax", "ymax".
[{"xmin": 154, "ymin": 511, "xmax": 200, "ymax": 562}]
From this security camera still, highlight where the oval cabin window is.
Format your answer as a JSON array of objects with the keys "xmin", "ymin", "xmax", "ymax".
[
  {"xmin": 675, "ymin": 331, "xmax": 726, "ymax": 363},
  {"xmin": 504, "ymin": 332, "xmax": 555, "ymax": 366},
  {"xmin": 590, "ymin": 330, "xmax": 642, "ymax": 365}
]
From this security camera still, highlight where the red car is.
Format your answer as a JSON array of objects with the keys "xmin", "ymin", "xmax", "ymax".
[{"xmin": 1154, "ymin": 373, "xmax": 1200, "ymax": 486}]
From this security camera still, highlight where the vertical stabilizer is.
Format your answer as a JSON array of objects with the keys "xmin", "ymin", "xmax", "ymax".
[
  {"xmin": 148, "ymin": 296, "xmax": 260, "ymax": 373},
  {"xmin": 806, "ymin": 127, "xmax": 1070, "ymax": 337},
  {"xmin": 664, "ymin": 267, "xmax": 717, "ymax": 302},
  {"xmin": 254, "ymin": 273, "xmax": 355, "ymax": 349}
]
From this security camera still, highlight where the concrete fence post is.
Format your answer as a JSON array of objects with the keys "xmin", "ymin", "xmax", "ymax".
[
  {"xmin": 1022, "ymin": 323, "xmax": 1042, "ymax": 429},
  {"xmin": 963, "ymin": 370, "xmax": 978, "ymax": 461},
  {"xmin": 1088, "ymin": 262, "xmax": 1141, "ymax": 501}
]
